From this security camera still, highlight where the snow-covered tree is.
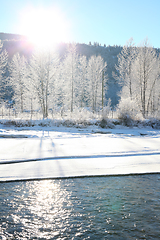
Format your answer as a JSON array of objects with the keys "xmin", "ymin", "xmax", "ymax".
[
  {"xmin": 0, "ymin": 40, "xmax": 8, "ymax": 104},
  {"xmin": 9, "ymin": 53, "xmax": 28, "ymax": 112},
  {"xmin": 152, "ymin": 58, "xmax": 160, "ymax": 116},
  {"xmin": 77, "ymin": 55, "xmax": 89, "ymax": 108},
  {"xmin": 62, "ymin": 44, "xmax": 79, "ymax": 112},
  {"xmin": 29, "ymin": 49, "xmax": 59, "ymax": 118},
  {"xmin": 117, "ymin": 38, "xmax": 160, "ymax": 119},
  {"xmin": 87, "ymin": 55, "xmax": 107, "ymax": 112},
  {"xmin": 54, "ymin": 61, "xmax": 66, "ymax": 114},
  {"xmin": 116, "ymin": 38, "xmax": 136, "ymax": 100},
  {"xmin": 132, "ymin": 39, "xmax": 159, "ymax": 118}
]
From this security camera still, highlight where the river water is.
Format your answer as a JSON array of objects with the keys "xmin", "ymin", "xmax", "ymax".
[{"xmin": 0, "ymin": 174, "xmax": 160, "ymax": 239}]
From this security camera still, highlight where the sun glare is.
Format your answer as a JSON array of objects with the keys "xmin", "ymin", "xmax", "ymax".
[{"xmin": 18, "ymin": 7, "xmax": 70, "ymax": 49}]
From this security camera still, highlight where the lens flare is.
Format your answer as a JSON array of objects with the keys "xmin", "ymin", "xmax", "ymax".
[{"xmin": 18, "ymin": 6, "xmax": 71, "ymax": 49}]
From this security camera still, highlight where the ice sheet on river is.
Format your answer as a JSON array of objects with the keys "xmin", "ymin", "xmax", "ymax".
[{"xmin": 0, "ymin": 126, "xmax": 160, "ymax": 181}]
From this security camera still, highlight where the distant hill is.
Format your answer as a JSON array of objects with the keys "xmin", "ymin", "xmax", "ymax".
[
  {"xmin": 0, "ymin": 32, "xmax": 23, "ymax": 41},
  {"xmin": 0, "ymin": 32, "xmax": 34, "ymax": 58},
  {"xmin": 0, "ymin": 32, "xmax": 123, "ymax": 106}
]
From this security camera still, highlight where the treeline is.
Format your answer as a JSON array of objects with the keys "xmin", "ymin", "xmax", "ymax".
[
  {"xmin": 1, "ymin": 37, "xmax": 160, "ymax": 120},
  {"xmin": 0, "ymin": 42, "xmax": 107, "ymax": 118},
  {"xmin": 116, "ymin": 38, "xmax": 160, "ymax": 119},
  {"xmin": 1, "ymin": 35, "xmax": 123, "ymax": 106}
]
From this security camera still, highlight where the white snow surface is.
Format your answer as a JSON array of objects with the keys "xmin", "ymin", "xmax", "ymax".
[{"xmin": 0, "ymin": 124, "xmax": 160, "ymax": 182}]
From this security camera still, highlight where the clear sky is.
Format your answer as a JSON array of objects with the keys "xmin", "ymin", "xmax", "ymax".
[{"xmin": 0, "ymin": 0, "xmax": 160, "ymax": 48}]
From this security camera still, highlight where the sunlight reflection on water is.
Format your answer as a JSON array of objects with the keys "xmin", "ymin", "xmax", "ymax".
[{"xmin": 0, "ymin": 175, "xmax": 160, "ymax": 239}]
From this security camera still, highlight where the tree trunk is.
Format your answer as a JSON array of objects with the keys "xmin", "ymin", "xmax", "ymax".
[{"xmin": 102, "ymin": 70, "xmax": 104, "ymax": 112}]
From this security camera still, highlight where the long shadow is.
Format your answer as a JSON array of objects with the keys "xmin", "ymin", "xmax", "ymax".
[
  {"xmin": 1, "ymin": 151, "xmax": 160, "ymax": 165},
  {"xmin": 48, "ymin": 131, "xmax": 65, "ymax": 177}
]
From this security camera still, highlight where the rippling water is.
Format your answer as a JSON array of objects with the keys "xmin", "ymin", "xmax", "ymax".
[{"xmin": 0, "ymin": 174, "xmax": 160, "ymax": 239}]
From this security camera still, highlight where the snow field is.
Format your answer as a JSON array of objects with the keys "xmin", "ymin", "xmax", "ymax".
[{"xmin": 0, "ymin": 126, "xmax": 160, "ymax": 181}]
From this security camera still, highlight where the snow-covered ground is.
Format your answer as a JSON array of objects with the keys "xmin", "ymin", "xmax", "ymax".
[{"xmin": 0, "ymin": 124, "xmax": 160, "ymax": 182}]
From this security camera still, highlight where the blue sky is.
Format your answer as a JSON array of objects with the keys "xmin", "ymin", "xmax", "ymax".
[{"xmin": 0, "ymin": 0, "xmax": 160, "ymax": 47}]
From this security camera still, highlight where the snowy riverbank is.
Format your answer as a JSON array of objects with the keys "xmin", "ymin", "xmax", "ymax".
[{"xmin": 0, "ymin": 123, "xmax": 160, "ymax": 182}]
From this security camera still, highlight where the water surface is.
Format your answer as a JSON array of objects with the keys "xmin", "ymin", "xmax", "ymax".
[{"xmin": 0, "ymin": 174, "xmax": 160, "ymax": 239}]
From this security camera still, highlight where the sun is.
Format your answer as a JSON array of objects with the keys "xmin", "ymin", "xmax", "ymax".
[{"xmin": 18, "ymin": 6, "xmax": 70, "ymax": 49}]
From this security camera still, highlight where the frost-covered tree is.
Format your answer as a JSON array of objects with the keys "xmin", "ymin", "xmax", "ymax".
[
  {"xmin": 9, "ymin": 53, "xmax": 28, "ymax": 112},
  {"xmin": 116, "ymin": 38, "xmax": 136, "ymax": 99},
  {"xmin": 0, "ymin": 40, "xmax": 8, "ymax": 103},
  {"xmin": 29, "ymin": 49, "xmax": 59, "ymax": 118},
  {"xmin": 55, "ymin": 46, "xmax": 108, "ymax": 114},
  {"xmin": 62, "ymin": 44, "xmax": 79, "ymax": 112},
  {"xmin": 54, "ymin": 61, "xmax": 66, "ymax": 114},
  {"xmin": 77, "ymin": 55, "xmax": 89, "ymax": 108},
  {"xmin": 152, "ymin": 58, "xmax": 160, "ymax": 116},
  {"xmin": 132, "ymin": 39, "xmax": 159, "ymax": 118},
  {"xmin": 117, "ymin": 38, "xmax": 160, "ymax": 119},
  {"xmin": 87, "ymin": 55, "xmax": 107, "ymax": 112}
]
